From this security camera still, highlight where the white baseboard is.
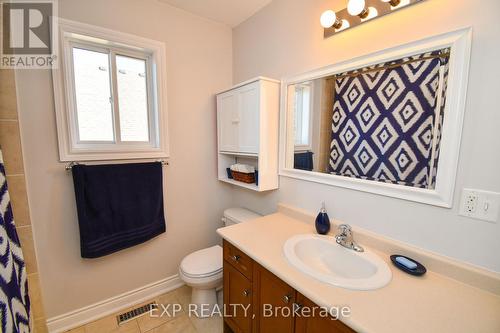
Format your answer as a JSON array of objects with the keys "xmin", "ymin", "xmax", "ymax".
[{"xmin": 46, "ymin": 274, "xmax": 184, "ymax": 333}]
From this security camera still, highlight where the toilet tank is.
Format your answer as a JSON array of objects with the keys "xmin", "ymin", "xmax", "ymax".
[{"xmin": 222, "ymin": 208, "xmax": 261, "ymax": 227}]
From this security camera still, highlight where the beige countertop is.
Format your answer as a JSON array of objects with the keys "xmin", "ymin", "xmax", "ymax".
[{"xmin": 217, "ymin": 212, "xmax": 500, "ymax": 333}]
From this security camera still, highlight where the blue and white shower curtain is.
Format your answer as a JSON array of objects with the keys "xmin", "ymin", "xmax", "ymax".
[
  {"xmin": 0, "ymin": 150, "xmax": 30, "ymax": 332},
  {"xmin": 328, "ymin": 49, "xmax": 450, "ymax": 189}
]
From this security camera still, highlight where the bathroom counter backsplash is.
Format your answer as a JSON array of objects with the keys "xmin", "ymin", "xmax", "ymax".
[{"xmin": 216, "ymin": 208, "xmax": 500, "ymax": 333}]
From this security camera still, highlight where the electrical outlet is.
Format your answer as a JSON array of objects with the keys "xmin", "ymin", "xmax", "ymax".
[
  {"xmin": 463, "ymin": 191, "xmax": 478, "ymax": 213},
  {"xmin": 459, "ymin": 189, "xmax": 500, "ymax": 223}
]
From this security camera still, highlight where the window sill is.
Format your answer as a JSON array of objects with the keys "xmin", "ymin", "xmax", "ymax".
[{"xmin": 59, "ymin": 149, "xmax": 169, "ymax": 162}]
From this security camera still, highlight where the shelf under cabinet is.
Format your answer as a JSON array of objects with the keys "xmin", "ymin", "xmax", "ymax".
[
  {"xmin": 219, "ymin": 177, "xmax": 261, "ymax": 191},
  {"xmin": 219, "ymin": 151, "xmax": 258, "ymax": 158}
]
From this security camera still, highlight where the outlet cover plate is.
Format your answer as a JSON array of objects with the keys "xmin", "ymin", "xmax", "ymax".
[{"xmin": 459, "ymin": 189, "xmax": 500, "ymax": 223}]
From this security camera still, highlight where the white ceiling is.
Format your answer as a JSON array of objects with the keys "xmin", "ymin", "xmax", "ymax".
[{"xmin": 158, "ymin": 0, "xmax": 272, "ymax": 27}]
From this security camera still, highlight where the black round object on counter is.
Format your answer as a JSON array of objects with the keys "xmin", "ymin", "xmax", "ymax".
[{"xmin": 390, "ymin": 255, "xmax": 427, "ymax": 276}]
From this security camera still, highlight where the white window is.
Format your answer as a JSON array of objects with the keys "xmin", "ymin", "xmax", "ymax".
[
  {"xmin": 52, "ymin": 19, "xmax": 168, "ymax": 161},
  {"xmin": 293, "ymin": 83, "xmax": 312, "ymax": 150}
]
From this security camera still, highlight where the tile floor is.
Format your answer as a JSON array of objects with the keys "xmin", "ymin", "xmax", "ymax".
[{"xmin": 65, "ymin": 286, "xmax": 223, "ymax": 333}]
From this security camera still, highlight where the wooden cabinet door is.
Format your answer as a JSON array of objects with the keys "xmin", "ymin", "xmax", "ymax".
[
  {"xmin": 224, "ymin": 262, "xmax": 253, "ymax": 333},
  {"xmin": 236, "ymin": 83, "xmax": 260, "ymax": 154},
  {"xmin": 253, "ymin": 263, "xmax": 295, "ymax": 333},
  {"xmin": 294, "ymin": 293, "xmax": 355, "ymax": 333},
  {"xmin": 223, "ymin": 240, "xmax": 253, "ymax": 279},
  {"xmin": 217, "ymin": 91, "xmax": 239, "ymax": 152}
]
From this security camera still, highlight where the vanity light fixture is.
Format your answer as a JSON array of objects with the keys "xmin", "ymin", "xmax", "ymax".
[
  {"xmin": 322, "ymin": 0, "xmax": 425, "ymax": 38},
  {"xmin": 320, "ymin": 10, "xmax": 343, "ymax": 29},
  {"xmin": 347, "ymin": 0, "xmax": 369, "ymax": 19},
  {"xmin": 381, "ymin": 0, "xmax": 401, "ymax": 7}
]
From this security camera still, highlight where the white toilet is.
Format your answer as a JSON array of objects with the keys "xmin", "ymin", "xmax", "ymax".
[{"xmin": 179, "ymin": 208, "xmax": 261, "ymax": 317}]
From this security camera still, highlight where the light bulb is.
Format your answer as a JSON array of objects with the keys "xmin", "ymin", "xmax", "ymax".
[
  {"xmin": 320, "ymin": 10, "xmax": 342, "ymax": 29},
  {"xmin": 347, "ymin": 0, "xmax": 368, "ymax": 18},
  {"xmin": 320, "ymin": 10, "xmax": 336, "ymax": 28}
]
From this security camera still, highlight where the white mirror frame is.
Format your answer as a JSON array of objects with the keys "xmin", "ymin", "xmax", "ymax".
[{"xmin": 279, "ymin": 28, "xmax": 472, "ymax": 208}]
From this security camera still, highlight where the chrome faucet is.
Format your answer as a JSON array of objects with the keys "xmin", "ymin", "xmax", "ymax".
[{"xmin": 335, "ymin": 224, "xmax": 364, "ymax": 252}]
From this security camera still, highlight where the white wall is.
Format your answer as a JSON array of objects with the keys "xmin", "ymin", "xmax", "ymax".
[
  {"xmin": 16, "ymin": 0, "xmax": 234, "ymax": 318},
  {"xmin": 232, "ymin": 0, "xmax": 500, "ymax": 272}
]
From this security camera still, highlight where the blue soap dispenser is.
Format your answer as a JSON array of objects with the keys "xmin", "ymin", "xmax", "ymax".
[{"xmin": 315, "ymin": 202, "xmax": 331, "ymax": 235}]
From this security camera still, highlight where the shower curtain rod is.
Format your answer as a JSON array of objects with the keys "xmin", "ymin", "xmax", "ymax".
[{"xmin": 329, "ymin": 50, "xmax": 450, "ymax": 81}]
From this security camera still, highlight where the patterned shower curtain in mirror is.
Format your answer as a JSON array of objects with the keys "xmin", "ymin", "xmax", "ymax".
[
  {"xmin": 0, "ymin": 150, "xmax": 30, "ymax": 332},
  {"xmin": 329, "ymin": 49, "xmax": 450, "ymax": 189}
]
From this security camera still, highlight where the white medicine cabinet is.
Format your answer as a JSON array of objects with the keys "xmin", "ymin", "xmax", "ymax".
[{"xmin": 216, "ymin": 77, "xmax": 280, "ymax": 191}]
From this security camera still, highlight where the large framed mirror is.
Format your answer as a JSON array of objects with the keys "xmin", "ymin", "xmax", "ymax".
[{"xmin": 279, "ymin": 29, "xmax": 472, "ymax": 207}]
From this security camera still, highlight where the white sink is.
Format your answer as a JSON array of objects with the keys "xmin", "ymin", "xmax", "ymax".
[{"xmin": 284, "ymin": 234, "xmax": 392, "ymax": 290}]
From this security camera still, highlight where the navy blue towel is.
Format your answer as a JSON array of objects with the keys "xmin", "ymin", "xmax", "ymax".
[
  {"xmin": 294, "ymin": 151, "xmax": 314, "ymax": 171},
  {"xmin": 72, "ymin": 162, "xmax": 166, "ymax": 258}
]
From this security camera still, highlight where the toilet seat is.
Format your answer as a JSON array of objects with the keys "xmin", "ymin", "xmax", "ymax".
[
  {"xmin": 179, "ymin": 269, "xmax": 223, "ymax": 289},
  {"xmin": 180, "ymin": 245, "xmax": 222, "ymax": 279},
  {"xmin": 180, "ymin": 267, "xmax": 222, "ymax": 279}
]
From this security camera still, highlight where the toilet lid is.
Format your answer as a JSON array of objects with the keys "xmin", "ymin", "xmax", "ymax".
[{"xmin": 180, "ymin": 245, "xmax": 223, "ymax": 278}]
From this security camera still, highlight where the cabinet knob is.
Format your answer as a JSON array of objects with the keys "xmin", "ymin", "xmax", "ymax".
[
  {"xmin": 231, "ymin": 255, "xmax": 241, "ymax": 262},
  {"xmin": 283, "ymin": 295, "xmax": 293, "ymax": 304},
  {"xmin": 243, "ymin": 289, "xmax": 251, "ymax": 297}
]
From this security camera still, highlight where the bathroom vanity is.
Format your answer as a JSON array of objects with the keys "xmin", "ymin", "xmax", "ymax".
[
  {"xmin": 217, "ymin": 205, "xmax": 500, "ymax": 333},
  {"xmin": 223, "ymin": 240, "xmax": 355, "ymax": 333}
]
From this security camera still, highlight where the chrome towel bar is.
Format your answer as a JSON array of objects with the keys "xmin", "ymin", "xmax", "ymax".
[{"xmin": 65, "ymin": 160, "xmax": 169, "ymax": 171}]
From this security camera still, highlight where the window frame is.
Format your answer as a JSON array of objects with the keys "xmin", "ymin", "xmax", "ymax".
[
  {"xmin": 52, "ymin": 18, "xmax": 169, "ymax": 161},
  {"xmin": 293, "ymin": 82, "xmax": 313, "ymax": 151},
  {"xmin": 279, "ymin": 28, "xmax": 472, "ymax": 208}
]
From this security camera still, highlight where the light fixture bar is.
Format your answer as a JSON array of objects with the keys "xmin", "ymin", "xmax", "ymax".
[
  {"xmin": 382, "ymin": 0, "xmax": 401, "ymax": 6},
  {"xmin": 323, "ymin": 0, "xmax": 425, "ymax": 39}
]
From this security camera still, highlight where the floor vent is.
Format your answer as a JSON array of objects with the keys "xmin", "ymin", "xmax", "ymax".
[{"xmin": 117, "ymin": 302, "xmax": 158, "ymax": 325}]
